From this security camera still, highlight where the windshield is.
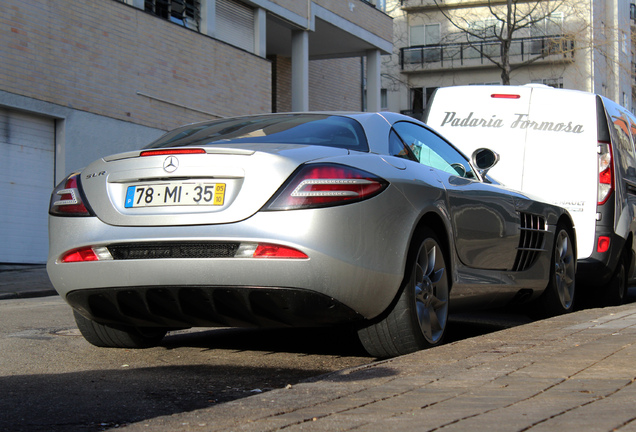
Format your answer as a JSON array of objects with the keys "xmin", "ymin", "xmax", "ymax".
[{"xmin": 146, "ymin": 114, "xmax": 369, "ymax": 152}]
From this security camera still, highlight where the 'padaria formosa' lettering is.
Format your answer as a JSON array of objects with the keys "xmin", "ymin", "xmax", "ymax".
[
  {"xmin": 441, "ymin": 112, "xmax": 504, "ymax": 128},
  {"xmin": 510, "ymin": 114, "xmax": 584, "ymax": 133},
  {"xmin": 440, "ymin": 112, "xmax": 584, "ymax": 134}
]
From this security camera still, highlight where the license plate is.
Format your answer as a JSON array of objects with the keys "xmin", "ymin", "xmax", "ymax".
[{"xmin": 124, "ymin": 182, "xmax": 226, "ymax": 208}]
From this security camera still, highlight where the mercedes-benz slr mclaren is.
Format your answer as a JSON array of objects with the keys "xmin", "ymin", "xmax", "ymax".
[{"xmin": 47, "ymin": 112, "xmax": 576, "ymax": 358}]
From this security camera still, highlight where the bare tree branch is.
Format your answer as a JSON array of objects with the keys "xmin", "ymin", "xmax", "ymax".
[{"xmin": 430, "ymin": 0, "xmax": 578, "ymax": 84}]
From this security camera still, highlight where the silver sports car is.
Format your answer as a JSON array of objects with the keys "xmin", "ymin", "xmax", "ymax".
[{"xmin": 47, "ymin": 112, "xmax": 576, "ymax": 358}]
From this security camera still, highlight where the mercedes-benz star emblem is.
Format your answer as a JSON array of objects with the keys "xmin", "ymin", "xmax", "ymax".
[{"xmin": 163, "ymin": 156, "xmax": 179, "ymax": 173}]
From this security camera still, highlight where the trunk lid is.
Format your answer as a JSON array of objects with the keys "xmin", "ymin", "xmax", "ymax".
[{"xmin": 80, "ymin": 144, "xmax": 349, "ymax": 226}]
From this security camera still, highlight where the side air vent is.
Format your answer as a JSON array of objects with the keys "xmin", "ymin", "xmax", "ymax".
[
  {"xmin": 512, "ymin": 213, "xmax": 547, "ymax": 271},
  {"xmin": 108, "ymin": 242, "xmax": 240, "ymax": 260}
]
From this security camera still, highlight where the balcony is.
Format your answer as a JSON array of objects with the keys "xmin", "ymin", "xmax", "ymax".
[
  {"xmin": 401, "ymin": 0, "xmax": 472, "ymax": 12},
  {"xmin": 400, "ymin": 35, "xmax": 574, "ymax": 72}
]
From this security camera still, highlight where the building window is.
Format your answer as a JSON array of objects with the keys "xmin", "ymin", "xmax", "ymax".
[
  {"xmin": 144, "ymin": 0, "xmax": 201, "ymax": 31},
  {"xmin": 402, "ymin": 87, "xmax": 437, "ymax": 119},
  {"xmin": 467, "ymin": 18, "xmax": 501, "ymax": 41},
  {"xmin": 530, "ymin": 13, "xmax": 563, "ymax": 37},
  {"xmin": 216, "ymin": 0, "xmax": 255, "ymax": 53},
  {"xmin": 411, "ymin": 87, "xmax": 424, "ymax": 116},
  {"xmin": 361, "ymin": 0, "xmax": 386, "ymax": 11},
  {"xmin": 362, "ymin": 89, "xmax": 389, "ymax": 111},
  {"xmin": 464, "ymin": 18, "xmax": 501, "ymax": 58},
  {"xmin": 531, "ymin": 77, "xmax": 564, "ymax": 88},
  {"xmin": 409, "ymin": 24, "xmax": 441, "ymax": 46}
]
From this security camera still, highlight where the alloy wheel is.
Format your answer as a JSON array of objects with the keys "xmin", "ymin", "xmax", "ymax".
[{"xmin": 414, "ymin": 238, "xmax": 449, "ymax": 344}]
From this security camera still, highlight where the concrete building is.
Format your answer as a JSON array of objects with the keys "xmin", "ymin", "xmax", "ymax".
[
  {"xmin": 383, "ymin": 0, "xmax": 634, "ymax": 118},
  {"xmin": 0, "ymin": 0, "xmax": 392, "ymax": 264}
]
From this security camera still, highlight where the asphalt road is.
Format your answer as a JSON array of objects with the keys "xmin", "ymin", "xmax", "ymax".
[
  {"xmin": 0, "ymin": 296, "xmax": 373, "ymax": 431},
  {"xmin": 0, "ymin": 295, "xmax": 542, "ymax": 432}
]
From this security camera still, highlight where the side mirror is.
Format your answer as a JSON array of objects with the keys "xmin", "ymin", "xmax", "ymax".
[{"xmin": 471, "ymin": 148, "xmax": 499, "ymax": 178}]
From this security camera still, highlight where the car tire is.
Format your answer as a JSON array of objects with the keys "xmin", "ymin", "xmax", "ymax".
[
  {"xmin": 535, "ymin": 225, "xmax": 576, "ymax": 317},
  {"xmin": 603, "ymin": 256, "xmax": 627, "ymax": 306},
  {"xmin": 73, "ymin": 310, "xmax": 166, "ymax": 348},
  {"xmin": 357, "ymin": 228, "xmax": 450, "ymax": 358}
]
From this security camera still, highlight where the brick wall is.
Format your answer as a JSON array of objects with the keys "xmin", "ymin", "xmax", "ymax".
[
  {"xmin": 272, "ymin": 56, "xmax": 293, "ymax": 112},
  {"xmin": 272, "ymin": 56, "xmax": 362, "ymax": 112},
  {"xmin": 2, "ymin": 0, "xmax": 272, "ymax": 131},
  {"xmin": 309, "ymin": 58, "xmax": 362, "ymax": 112}
]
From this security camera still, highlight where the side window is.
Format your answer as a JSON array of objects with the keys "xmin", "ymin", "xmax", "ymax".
[
  {"xmin": 627, "ymin": 116, "xmax": 636, "ymax": 155},
  {"xmin": 606, "ymin": 104, "xmax": 636, "ymax": 179},
  {"xmin": 389, "ymin": 129, "xmax": 418, "ymax": 162},
  {"xmin": 624, "ymin": 115, "xmax": 636, "ymax": 180},
  {"xmin": 392, "ymin": 121, "xmax": 474, "ymax": 178}
]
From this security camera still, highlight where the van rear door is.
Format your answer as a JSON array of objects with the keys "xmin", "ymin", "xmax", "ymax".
[
  {"xmin": 520, "ymin": 87, "xmax": 598, "ymax": 259},
  {"xmin": 425, "ymin": 85, "xmax": 533, "ymax": 191}
]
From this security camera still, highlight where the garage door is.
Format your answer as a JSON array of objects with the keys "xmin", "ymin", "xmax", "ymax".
[{"xmin": 0, "ymin": 109, "xmax": 55, "ymax": 264}]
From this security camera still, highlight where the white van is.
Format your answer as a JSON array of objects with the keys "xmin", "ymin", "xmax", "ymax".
[{"xmin": 425, "ymin": 84, "xmax": 636, "ymax": 305}]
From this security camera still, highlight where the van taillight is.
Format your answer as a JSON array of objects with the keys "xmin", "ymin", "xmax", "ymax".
[
  {"xmin": 597, "ymin": 236, "xmax": 611, "ymax": 253},
  {"xmin": 598, "ymin": 142, "xmax": 614, "ymax": 205},
  {"xmin": 491, "ymin": 94, "xmax": 521, "ymax": 99}
]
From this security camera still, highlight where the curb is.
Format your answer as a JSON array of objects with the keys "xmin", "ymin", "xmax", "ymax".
[{"xmin": 0, "ymin": 290, "xmax": 58, "ymax": 301}]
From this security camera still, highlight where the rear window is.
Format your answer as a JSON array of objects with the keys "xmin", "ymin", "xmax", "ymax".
[{"xmin": 146, "ymin": 114, "xmax": 369, "ymax": 152}]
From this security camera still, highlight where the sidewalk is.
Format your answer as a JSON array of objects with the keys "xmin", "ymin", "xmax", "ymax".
[
  {"xmin": 3, "ymin": 266, "xmax": 636, "ymax": 431},
  {"xmin": 120, "ymin": 303, "xmax": 636, "ymax": 431},
  {"xmin": 0, "ymin": 265, "xmax": 57, "ymax": 300}
]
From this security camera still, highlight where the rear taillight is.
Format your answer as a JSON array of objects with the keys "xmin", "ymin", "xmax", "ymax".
[
  {"xmin": 251, "ymin": 244, "xmax": 308, "ymax": 259},
  {"xmin": 60, "ymin": 246, "xmax": 112, "ymax": 263},
  {"xmin": 49, "ymin": 173, "xmax": 93, "ymax": 216},
  {"xmin": 140, "ymin": 148, "xmax": 206, "ymax": 157},
  {"xmin": 598, "ymin": 142, "xmax": 614, "ymax": 205},
  {"xmin": 264, "ymin": 163, "xmax": 388, "ymax": 210}
]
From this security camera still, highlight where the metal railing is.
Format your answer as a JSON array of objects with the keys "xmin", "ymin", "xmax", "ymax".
[{"xmin": 400, "ymin": 35, "xmax": 574, "ymax": 70}]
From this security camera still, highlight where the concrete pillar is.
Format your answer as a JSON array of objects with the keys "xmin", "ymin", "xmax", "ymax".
[
  {"xmin": 254, "ymin": 8, "xmax": 267, "ymax": 58},
  {"xmin": 201, "ymin": 0, "xmax": 216, "ymax": 38},
  {"xmin": 366, "ymin": 49, "xmax": 381, "ymax": 112},
  {"xmin": 291, "ymin": 30, "xmax": 309, "ymax": 112}
]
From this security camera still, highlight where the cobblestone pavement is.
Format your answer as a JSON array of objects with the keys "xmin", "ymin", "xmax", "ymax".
[
  {"xmin": 115, "ymin": 304, "xmax": 636, "ymax": 432},
  {"xmin": 4, "ymin": 267, "xmax": 636, "ymax": 431}
]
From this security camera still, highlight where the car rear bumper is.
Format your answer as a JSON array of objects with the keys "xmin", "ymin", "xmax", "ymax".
[
  {"xmin": 47, "ymin": 199, "xmax": 417, "ymax": 321},
  {"xmin": 66, "ymin": 285, "xmax": 362, "ymax": 329},
  {"xmin": 576, "ymin": 231, "xmax": 625, "ymax": 287}
]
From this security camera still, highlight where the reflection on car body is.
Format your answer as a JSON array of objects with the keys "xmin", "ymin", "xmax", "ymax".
[
  {"xmin": 426, "ymin": 85, "xmax": 636, "ymax": 306},
  {"xmin": 47, "ymin": 112, "xmax": 576, "ymax": 358}
]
